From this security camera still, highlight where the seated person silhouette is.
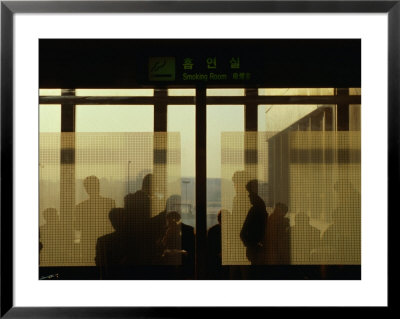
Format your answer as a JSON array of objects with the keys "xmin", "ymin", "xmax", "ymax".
[
  {"xmin": 40, "ymin": 208, "xmax": 62, "ymax": 265},
  {"xmin": 266, "ymin": 202, "xmax": 291, "ymax": 265},
  {"xmin": 75, "ymin": 176, "xmax": 115, "ymax": 263},
  {"xmin": 159, "ymin": 210, "xmax": 195, "ymax": 279},
  {"xmin": 318, "ymin": 179, "xmax": 361, "ymax": 264},
  {"xmin": 151, "ymin": 195, "xmax": 195, "ymax": 278},
  {"xmin": 292, "ymin": 212, "xmax": 321, "ymax": 264}
]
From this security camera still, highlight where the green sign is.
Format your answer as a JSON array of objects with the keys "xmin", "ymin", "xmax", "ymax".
[
  {"xmin": 148, "ymin": 57, "xmax": 175, "ymax": 81},
  {"xmin": 148, "ymin": 56, "xmax": 251, "ymax": 83}
]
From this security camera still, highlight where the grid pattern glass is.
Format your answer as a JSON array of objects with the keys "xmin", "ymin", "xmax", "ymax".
[
  {"xmin": 221, "ymin": 131, "xmax": 361, "ymax": 265},
  {"xmin": 39, "ymin": 132, "xmax": 181, "ymax": 267}
]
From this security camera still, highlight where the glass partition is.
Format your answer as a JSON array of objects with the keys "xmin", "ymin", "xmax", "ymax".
[{"xmin": 39, "ymin": 87, "xmax": 361, "ymax": 280}]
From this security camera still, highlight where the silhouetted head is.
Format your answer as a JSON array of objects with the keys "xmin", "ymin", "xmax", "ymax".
[
  {"xmin": 43, "ymin": 208, "xmax": 58, "ymax": 224},
  {"xmin": 274, "ymin": 203, "xmax": 288, "ymax": 216},
  {"xmin": 246, "ymin": 180, "xmax": 259, "ymax": 204},
  {"xmin": 166, "ymin": 211, "xmax": 182, "ymax": 228},
  {"xmin": 246, "ymin": 180, "xmax": 258, "ymax": 193},
  {"xmin": 165, "ymin": 195, "xmax": 181, "ymax": 214},
  {"xmin": 83, "ymin": 176, "xmax": 100, "ymax": 197},
  {"xmin": 124, "ymin": 192, "xmax": 135, "ymax": 208},
  {"xmin": 217, "ymin": 210, "xmax": 222, "ymax": 224},
  {"xmin": 124, "ymin": 191, "xmax": 150, "ymax": 220},
  {"xmin": 108, "ymin": 208, "xmax": 125, "ymax": 232},
  {"xmin": 217, "ymin": 209, "xmax": 229, "ymax": 224},
  {"xmin": 142, "ymin": 174, "xmax": 153, "ymax": 197}
]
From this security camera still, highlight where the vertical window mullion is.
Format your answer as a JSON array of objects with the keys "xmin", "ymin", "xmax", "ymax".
[
  {"xmin": 245, "ymin": 88, "xmax": 258, "ymax": 191},
  {"xmin": 60, "ymin": 88, "xmax": 76, "ymax": 233},
  {"xmin": 196, "ymin": 86, "xmax": 207, "ymax": 279},
  {"xmin": 245, "ymin": 88, "xmax": 258, "ymax": 132},
  {"xmin": 154, "ymin": 88, "xmax": 167, "ymax": 132}
]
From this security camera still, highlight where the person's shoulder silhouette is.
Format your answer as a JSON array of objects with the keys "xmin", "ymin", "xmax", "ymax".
[
  {"xmin": 207, "ymin": 210, "xmax": 224, "ymax": 278},
  {"xmin": 95, "ymin": 207, "xmax": 128, "ymax": 279},
  {"xmin": 208, "ymin": 211, "xmax": 222, "ymax": 249},
  {"xmin": 76, "ymin": 176, "xmax": 116, "ymax": 222}
]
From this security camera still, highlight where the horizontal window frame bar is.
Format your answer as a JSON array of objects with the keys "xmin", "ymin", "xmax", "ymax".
[{"xmin": 39, "ymin": 95, "xmax": 361, "ymax": 105}]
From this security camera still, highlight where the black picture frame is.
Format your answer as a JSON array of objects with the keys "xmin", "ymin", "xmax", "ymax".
[{"xmin": 1, "ymin": 0, "xmax": 395, "ymax": 317}]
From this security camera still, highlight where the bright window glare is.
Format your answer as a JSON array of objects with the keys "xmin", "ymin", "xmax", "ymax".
[
  {"xmin": 168, "ymin": 89, "xmax": 196, "ymax": 96},
  {"xmin": 349, "ymin": 88, "xmax": 362, "ymax": 95},
  {"xmin": 39, "ymin": 105, "xmax": 61, "ymax": 132},
  {"xmin": 258, "ymin": 88, "xmax": 335, "ymax": 96},
  {"xmin": 207, "ymin": 105, "xmax": 244, "ymax": 178},
  {"xmin": 168, "ymin": 105, "xmax": 195, "ymax": 178},
  {"xmin": 207, "ymin": 89, "xmax": 245, "ymax": 96},
  {"xmin": 39, "ymin": 89, "xmax": 61, "ymax": 96},
  {"xmin": 76, "ymin": 105, "xmax": 154, "ymax": 132},
  {"xmin": 75, "ymin": 89, "xmax": 154, "ymax": 96},
  {"xmin": 258, "ymin": 104, "xmax": 318, "ymax": 132}
]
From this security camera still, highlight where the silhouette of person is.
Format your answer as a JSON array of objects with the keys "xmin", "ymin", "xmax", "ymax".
[
  {"xmin": 96, "ymin": 173, "xmax": 156, "ymax": 279},
  {"xmin": 163, "ymin": 211, "xmax": 195, "ymax": 279},
  {"xmin": 207, "ymin": 209, "xmax": 229, "ymax": 279},
  {"xmin": 123, "ymin": 189, "xmax": 153, "ymax": 266},
  {"xmin": 266, "ymin": 202, "xmax": 291, "ymax": 265},
  {"xmin": 139, "ymin": 173, "xmax": 164, "ymax": 214},
  {"xmin": 140, "ymin": 173, "xmax": 153, "ymax": 199},
  {"xmin": 160, "ymin": 211, "xmax": 185, "ymax": 260},
  {"xmin": 152, "ymin": 195, "xmax": 195, "ymax": 279},
  {"xmin": 240, "ymin": 180, "xmax": 268, "ymax": 266},
  {"xmin": 291, "ymin": 212, "xmax": 320, "ymax": 264},
  {"xmin": 95, "ymin": 208, "xmax": 128, "ymax": 279},
  {"xmin": 228, "ymin": 170, "xmax": 251, "ymax": 279},
  {"xmin": 39, "ymin": 208, "xmax": 63, "ymax": 265},
  {"xmin": 75, "ymin": 176, "xmax": 115, "ymax": 263},
  {"xmin": 318, "ymin": 179, "xmax": 361, "ymax": 264},
  {"xmin": 232, "ymin": 171, "xmax": 251, "ymax": 218},
  {"xmin": 151, "ymin": 194, "xmax": 179, "ymax": 248},
  {"xmin": 39, "ymin": 230, "xmax": 43, "ymax": 253}
]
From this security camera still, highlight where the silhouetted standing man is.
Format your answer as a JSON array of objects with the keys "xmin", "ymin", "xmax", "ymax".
[{"xmin": 240, "ymin": 180, "xmax": 268, "ymax": 266}]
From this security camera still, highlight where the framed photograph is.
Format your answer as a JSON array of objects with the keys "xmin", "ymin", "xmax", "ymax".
[{"xmin": 1, "ymin": 0, "xmax": 395, "ymax": 316}]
